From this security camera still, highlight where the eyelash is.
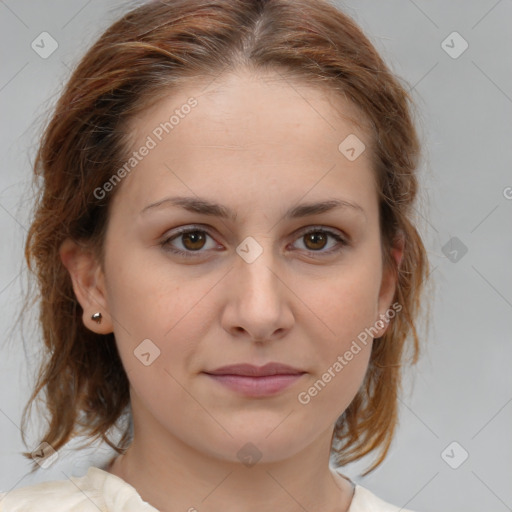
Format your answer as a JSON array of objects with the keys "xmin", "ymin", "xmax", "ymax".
[{"xmin": 160, "ymin": 224, "xmax": 348, "ymax": 259}]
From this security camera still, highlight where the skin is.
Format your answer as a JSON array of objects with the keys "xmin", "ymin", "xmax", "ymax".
[{"xmin": 60, "ymin": 68, "xmax": 402, "ymax": 512}]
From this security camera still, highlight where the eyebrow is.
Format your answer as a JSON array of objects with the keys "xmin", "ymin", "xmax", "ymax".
[{"xmin": 140, "ymin": 195, "xmax": 366, "ymax": 221}]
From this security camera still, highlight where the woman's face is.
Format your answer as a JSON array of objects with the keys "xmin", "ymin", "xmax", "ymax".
[{"xmin": 82, "ymin": 69, "xmax": 399, "ymax": 464}]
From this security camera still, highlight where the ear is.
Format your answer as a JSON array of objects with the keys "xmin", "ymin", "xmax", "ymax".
[
  {"xmin": 374, "ymin": 231, "xmax": 404, "ymax": 338},
  {"xmin": 59, "ymin": 237, "xmax": 113, "ymax": 334}
]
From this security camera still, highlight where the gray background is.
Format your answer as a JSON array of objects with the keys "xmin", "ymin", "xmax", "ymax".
[{"xmin": 1, "ymin": 1, "xmax": 511, "ymax": 511}]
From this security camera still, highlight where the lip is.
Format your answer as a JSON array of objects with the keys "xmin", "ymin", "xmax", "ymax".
[
  {"xmin": 203, "ymin": 363, "xmax": 306, "ymax": 397},
  {"xmin": 206, "ymin": 363, "xmax": 304, "ymax": 377}
]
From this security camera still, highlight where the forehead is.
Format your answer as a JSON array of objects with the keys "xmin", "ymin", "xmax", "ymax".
[
  {"xmin": 113, "ymin": 68, "xmax": 377, "ymax": 216},
  {"xmin": 129, "ymin": 68, "xmax": 370, "ymax": 155}
]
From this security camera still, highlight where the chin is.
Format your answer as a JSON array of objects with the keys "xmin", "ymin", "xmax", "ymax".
[{"xmin": 188, "ymin": 426, "xmax": 317, "ymax": 466}]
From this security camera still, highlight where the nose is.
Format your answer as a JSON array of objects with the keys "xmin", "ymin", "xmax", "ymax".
[{"xmin": 221, "ymin": 241, "xmax": 295, "ymax": 343}]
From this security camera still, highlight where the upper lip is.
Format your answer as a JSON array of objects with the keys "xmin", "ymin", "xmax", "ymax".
[{"xmin": 204, "ymin": 363, "xmax": 305, "ymax": 377}]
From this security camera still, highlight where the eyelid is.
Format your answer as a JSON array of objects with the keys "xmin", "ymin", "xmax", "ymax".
[
  {"xmin": 293, "ymin": 224, "xmax": 348, "ymax": 241},
  {"xmin": 160, "ymin": 223, "xmax": 349, "ymax": 258},
  {"xmin": 161, "ymin": 224, "xmax": 221, "ymax": 256}
]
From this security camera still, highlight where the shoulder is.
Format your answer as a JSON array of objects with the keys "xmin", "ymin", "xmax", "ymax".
[
  {"xmin": 0, "ymin": 477, "xmax": 104, "ymax": 511},
  {"xmin": 0, "ymin": 480, "xmax": 102, "ymax": 512},
  {"xmin": 0, "ymin": 475, "xmax": 106, "ymax": 511},
  {"xmin": 349, "ymin": 484, "xmax": 418, "ymax": 512},
  {"xmin": 0, "ymin": 466, "xmax": 158, "ymax": 511}
]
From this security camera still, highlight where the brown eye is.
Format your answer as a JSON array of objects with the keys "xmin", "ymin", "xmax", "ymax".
[
  {"xmin": 291, "ymin": 228, "xmax": 347, "ymax": 256},
  {"xmin": 303, "ymin": 232, "xmax": 329, "ymax": 251},
  {"xmin": 161, "ymin": 225, "xmax": 347, "ymax": 259},
  {"xmin": 161, "ymin": 227, "xmax": 218, "ymax": 258},
  {"xmin": 181, "ymin": 231, "xmax": 207, "ymax": 251}
]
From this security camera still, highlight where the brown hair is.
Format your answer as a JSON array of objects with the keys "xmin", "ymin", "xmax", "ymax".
[{"xmin": 21, "ymin": 0, "xmax": 429, "ymax": 474}]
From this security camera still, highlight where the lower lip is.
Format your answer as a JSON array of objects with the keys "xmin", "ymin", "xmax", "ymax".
[{"xmin": 204, "ymin": 373, "xmax": 305, "ymax": 397}]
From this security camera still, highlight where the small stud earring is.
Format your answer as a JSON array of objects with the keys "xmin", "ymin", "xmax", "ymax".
[{"xmin": 91, "ymin": 312, "xmax": 102, "ymax": 324}]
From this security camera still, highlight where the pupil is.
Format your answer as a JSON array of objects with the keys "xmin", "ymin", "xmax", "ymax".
[
  {"xmin": 184, "ymin": 232, "xmax": 205, "ymax": 250},
  {"xmin": 181, "ymin": 231, "xmax": 328, "ymax": 251},
  {"xmin": 307, "ymin": 232, "xmax": 326, "ymax": 250}
]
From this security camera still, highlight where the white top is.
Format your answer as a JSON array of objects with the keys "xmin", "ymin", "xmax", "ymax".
[{"xmin": 0, "ymin": 466, "xmax": 416, "ymax": 511}]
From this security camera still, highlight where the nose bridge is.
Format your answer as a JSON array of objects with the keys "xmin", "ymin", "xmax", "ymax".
[
  {"xmin": 235, "ymin": 234, "xmax": 282, "ymax": 303},
  {"xmin": 222, "ymin": 231, "xmax": 296, "ymax": 342}
]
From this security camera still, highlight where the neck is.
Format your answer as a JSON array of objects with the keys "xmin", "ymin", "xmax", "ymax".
[{"xmin": 107, "ymin": 428, "xmax": 355, "ymax": 512}]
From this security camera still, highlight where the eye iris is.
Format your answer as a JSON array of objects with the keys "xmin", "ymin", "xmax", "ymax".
[
  {"xmin": 304, "ymin": 232, "xmax": 327, "ymax": 250},
  {"xmin": 177, "ymin": 230, "xmax": 332, "ymax": 253},
  {"xmin": 182, "ymin": 231, "xmax": 206, "ymax": 250}
]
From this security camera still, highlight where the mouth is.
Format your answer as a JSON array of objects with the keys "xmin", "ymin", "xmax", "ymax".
[{"xmin": 202, "ymin": 363, "xmax": 306, "ymax": 397}]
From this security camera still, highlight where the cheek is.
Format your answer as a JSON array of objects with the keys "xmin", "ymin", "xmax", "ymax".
[
  {"xmin": 308, "ymin": 259, "xmax": 382, "ymax": 348},
  {"xmin": 103, "ymin": 247, "xmax": 219, "ymax": 382},
  {"xmin": 104, "ymin": 246, "xmax": 196, "ymax": 336},
  {"xmin": 105, "ymin": 269, "xmax": 204, "ymax": 415},
  {"xmin": 296, "ymin": 278, "xmax": 375, "ymax": 418},
  {"xmin": 294, "ymin": 259, "xmax": 380, "ymax": 409}
]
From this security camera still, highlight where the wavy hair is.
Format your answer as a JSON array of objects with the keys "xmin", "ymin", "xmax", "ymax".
[{"xmin": 20, "ymin": 0, "xmax": 430, "ymax": 474}]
